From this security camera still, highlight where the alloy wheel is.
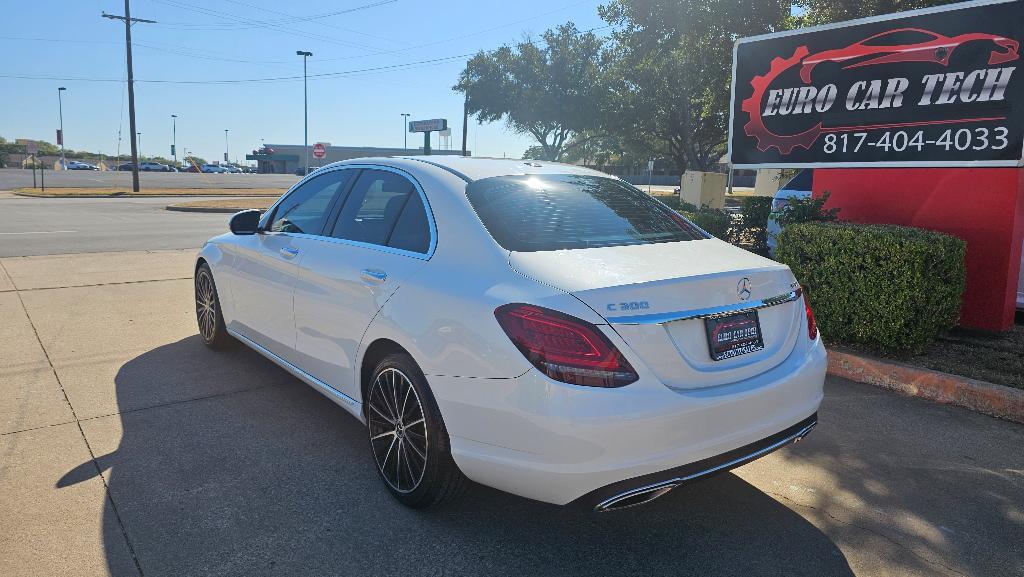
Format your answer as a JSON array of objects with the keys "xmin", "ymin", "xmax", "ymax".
[
  {"xmin": 368, "ymin": 367, "xmax": 428, "ymax": 493},
  {"xmin": 195, "ymin": 271, "xmax": 217, "ymax": 342}
]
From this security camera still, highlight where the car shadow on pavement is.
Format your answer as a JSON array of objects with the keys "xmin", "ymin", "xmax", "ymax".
[{"xmin": 58, "ymin": 336, "xmax": 855, "ymax": 577}]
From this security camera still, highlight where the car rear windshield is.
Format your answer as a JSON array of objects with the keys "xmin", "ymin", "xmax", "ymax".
[{"xmin": 465, "ymin": 174, "xmax": 707, "ymax": 252}]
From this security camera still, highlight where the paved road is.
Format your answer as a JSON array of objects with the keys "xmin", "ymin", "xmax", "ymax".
[
  {"xmin": 0, "ymin": 195, "xmax": 247, "ymax": 256},
  {"xmin": 0, "ymin": 168, "xmax": 298, "ymax": 190},
  {"xmin": 0, "ymin": 250, "xmax": 1021, "ymax": 577}
]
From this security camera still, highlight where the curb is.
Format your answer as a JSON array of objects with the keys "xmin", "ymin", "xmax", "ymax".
[
  {"xmin": 165, "ymin": 205, "xmax": 250, "ymax": 213},
  {"xmin": 827, "ymin": 349, "xmax": 1024, "ymax": 424}
]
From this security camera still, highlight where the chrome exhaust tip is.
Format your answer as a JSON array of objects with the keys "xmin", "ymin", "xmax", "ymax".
[{"xmin": 595, "ymin": 482, "xmax": 677, "ymax": 512}]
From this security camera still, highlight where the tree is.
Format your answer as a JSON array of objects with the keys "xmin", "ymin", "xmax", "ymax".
[
  {"xmin": 794, "ymin": 0, "xmax": 960, "ymax": 25},
  {"xmin": 455, "ymin": 23, "xmax": 609, "ymax": 161},
  {"xmin": 599, "ymin": 0, "xmax": 790, "ymax": 175}
]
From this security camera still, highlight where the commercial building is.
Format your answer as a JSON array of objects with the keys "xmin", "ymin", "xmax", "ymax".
[{"xmin": 246, "ymin": 144, "xmax": 467, "ymax": 174}]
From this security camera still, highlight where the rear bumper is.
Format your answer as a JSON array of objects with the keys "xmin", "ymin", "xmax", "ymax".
[
  {"xmin": 430, "ymin": 337, "xmax": 826, "ymax": 506},
  {"xmin": 578, "ymin": 413, "xmax": 817, "ymax": 511}
]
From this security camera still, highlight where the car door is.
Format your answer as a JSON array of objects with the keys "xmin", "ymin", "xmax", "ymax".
[
  {"xmin": 290, "ymin": 167, "xmax": 434, "ymax": 398},
  {"xmin": 223, "ymin": 169, "xmax": 353, "ymax": 361}
]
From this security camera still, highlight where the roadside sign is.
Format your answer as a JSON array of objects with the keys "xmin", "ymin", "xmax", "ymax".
[
  {"xmin": 56, "ymin": 129, "xmax": 63, "ymax": 146},
  {"xmin": 728, "ymin": 0, "xmax": 1024, "ymax": 168},
  {"xmin": 647, "ymin": 160, "xmax": 655, "ymax": 172},
  {"xmin": 408, "ymin": 118, "xmax": 447, "ymax": 133},
  {"xmin": 170, "ymin": 144, "xmax": 176, "ymax": 156},
  {"xmin": 312, "ymin": 142, "xmax": 327, "ymax": 159},
  {"xmin": 25, "ymin": 141, "xmax": 38, "ymax": 155}
]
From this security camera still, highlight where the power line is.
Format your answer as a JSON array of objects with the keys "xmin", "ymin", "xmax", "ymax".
[
  {"xmin": 154, "ymin": 0, "xmax": 398, "ymax": 29},
  {"xmin": 0, "ymin": 53, "xmax": 473, "ymax": 84},
  {"xmin": 147, "ymin": 0, "xmax": 394, "ymax": 54},
  {"xmin": 0, "ymin": 21, "xmax": 614, "ymax": 85}
]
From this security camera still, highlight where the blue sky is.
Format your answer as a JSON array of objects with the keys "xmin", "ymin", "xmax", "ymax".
[{"xmin": 0, "ymin": 0, "xmax": 607, "ymax": 163}]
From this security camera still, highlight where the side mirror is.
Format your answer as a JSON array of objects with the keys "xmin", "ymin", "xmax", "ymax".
[{"xmin": 229, "ymin": 209, "xmax": 261, "ymax": 235}]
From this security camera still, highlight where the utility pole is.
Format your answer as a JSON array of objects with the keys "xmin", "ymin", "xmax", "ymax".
[
  {"xmin": 461, "ymin": 97, "xmax": 469, "ymax": 157},
  {"xmin": 171, "ymin": 114, "xmax": 177, "ymax": 166},
  {"xmin": 57, "ymin": 87, "xmax": 66, "ymax": 169},
  {"xmin": 401, "ymin": 113, "xmax": 410, "ymax": 150},
  {"xmin": 103, "ymin": 3, "xmax": 155, "ymax": 192},
  {"xmin": 296, "ymin": 50, "xmax": 312, "ymax": 174}
]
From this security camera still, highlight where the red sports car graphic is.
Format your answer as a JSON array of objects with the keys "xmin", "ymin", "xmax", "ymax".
[{"xmin": 800, "ymin": 27, "xmax": 1019, "ymax": 83}]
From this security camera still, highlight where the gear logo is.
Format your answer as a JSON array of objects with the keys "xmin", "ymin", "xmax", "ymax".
[{"xmin": 740, "ymin": 46, "xmax": 823, "ymax": 155}]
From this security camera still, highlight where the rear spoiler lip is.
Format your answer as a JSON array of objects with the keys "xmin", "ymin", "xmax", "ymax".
[{"xmin": 604, "ymin": 287, "xmax": 803, "ymax": 326}]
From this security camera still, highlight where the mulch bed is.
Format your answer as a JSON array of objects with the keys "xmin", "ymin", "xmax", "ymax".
[{"xmin": 906, "ymin": 314, "xmax": 1024, "ymax": 390}]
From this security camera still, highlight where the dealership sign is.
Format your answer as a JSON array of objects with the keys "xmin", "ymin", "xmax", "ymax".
[
  {"xmin": 728, "ymin": 0, "xmax": 1024, "ymax": 168},
  {"xmin": 408, "ymin": 118, "xmax": 447, "ymax": 133}
]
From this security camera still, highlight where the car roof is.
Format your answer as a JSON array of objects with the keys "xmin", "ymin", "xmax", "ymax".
[{"xmin": 324, "ymin": 156, "xmax": 614, "ymax": 182}]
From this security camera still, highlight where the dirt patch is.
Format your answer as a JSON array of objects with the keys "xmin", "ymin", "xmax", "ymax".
[
  {"xmin": 15, "ymin": 187, "xmax": 284, "ymax": 197},
  {"xmin": 907, "ymin": 322, "xmax": 1024, "ymax": 389}
]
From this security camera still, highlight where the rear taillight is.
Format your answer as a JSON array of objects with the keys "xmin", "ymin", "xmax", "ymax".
[
  {"xmin": 804, "ymin": 297, "xmax": 818, "ymax": 341},
  {"xmin": 494, "ymin": 304, "xmax": 638, "ymax": 387}
]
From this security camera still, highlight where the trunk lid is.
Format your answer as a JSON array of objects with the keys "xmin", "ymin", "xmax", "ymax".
[{"xmin": 509, "ymin": 238, "xmax": 803, "ymax": 389}]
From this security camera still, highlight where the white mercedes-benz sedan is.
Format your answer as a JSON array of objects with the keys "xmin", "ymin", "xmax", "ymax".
[{"xmin": 194, "ymin": 156, "xmax": 825, "ymax": 511}]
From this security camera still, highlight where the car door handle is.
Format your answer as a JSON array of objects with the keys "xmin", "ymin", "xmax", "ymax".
[
  {"xmin": 280, "ymin": 246, "xmax": 299, "ymax": 259},
  {"xmin": 360, "ymin": 269, "xmax": 388, "ymax": 284}
]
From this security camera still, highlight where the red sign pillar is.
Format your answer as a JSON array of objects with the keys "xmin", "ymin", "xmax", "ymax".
[{"xmin": 814, "ymin": 168, "xmax": 1024, "ymax": 331}]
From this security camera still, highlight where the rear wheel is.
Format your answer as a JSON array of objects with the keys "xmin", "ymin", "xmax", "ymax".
[
  {"xmin": 366, "ymin": 353, "xmax": 467, "ymax": 508},
  {"xmin": 195, "ymin": 263, "xmax": 233, "ymax": 350}
]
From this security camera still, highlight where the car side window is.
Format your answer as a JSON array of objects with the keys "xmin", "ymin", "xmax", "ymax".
[
  {"xmin": 330, "ymin": 169, "xmax": 429, "ymax": 252},
  {"xmin": 268, "ymin": 170, "xmax": 354, "ymax": 235}
]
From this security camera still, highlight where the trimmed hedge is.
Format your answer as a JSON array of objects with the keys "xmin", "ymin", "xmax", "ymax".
[{"xmin": 776, "ymin": 222, "xmax": 966, "ymax": 355}]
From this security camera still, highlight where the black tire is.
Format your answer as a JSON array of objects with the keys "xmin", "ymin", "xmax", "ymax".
[
  {"xmin": 195, "ymin": 263, "xmax": 233, "ymax": 350},
  {"xmin": 366, "ymin": 352, "xmax": 467, "ymax": 508}
]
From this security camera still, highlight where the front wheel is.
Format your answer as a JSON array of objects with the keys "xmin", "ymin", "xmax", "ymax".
[{"xmin": 366, "ymin": 353, "xmax": 467, "ymax": 508}]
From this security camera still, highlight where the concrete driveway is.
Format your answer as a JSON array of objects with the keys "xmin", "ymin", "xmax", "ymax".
[{"xmin": 1, "ymin": 250, "xmax": 1021, "ymax": 577}]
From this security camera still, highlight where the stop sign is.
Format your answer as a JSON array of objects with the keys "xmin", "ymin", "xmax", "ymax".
[{"xmin": 312, "ymin": 143, "xmax": 326, "ymax": 159}]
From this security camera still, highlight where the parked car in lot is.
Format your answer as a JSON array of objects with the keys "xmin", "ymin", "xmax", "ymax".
[
  {"xmin": 115, "ymin": 163, "xmax": 135, "ymax": 172},
  {"xmin": 221, "ymin": 164, "xmax": 243, "ymax": 173},
  {"xmin": 66, "ymin": 160, "xmax": 99, "ymax": 170},
  {"xmin": 294, "ymin": 166, "xmax": 318, "ymax": 176},
  {"xmin": 139, "ymin": 161, "xmax": 173, "ymax": 172},
  {"xmin": 201, "ymin": 164, "xmax": 230, "ymax": 173},
  {"xmin": 195, "ymin": 157, "xmax": 825, "ymax": 510}
]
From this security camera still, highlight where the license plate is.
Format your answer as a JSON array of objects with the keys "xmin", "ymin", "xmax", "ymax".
[{"xmin": 704, "ymin": 310, "xmax": 764, "ymax": 361}]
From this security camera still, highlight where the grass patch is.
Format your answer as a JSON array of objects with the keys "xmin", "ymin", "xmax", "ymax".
[
  {"xmin": 168, "ymin": 198, "xmax": 276, "ymax": 211},
  {"xmin": 15, "ymin": 187, "xmax": 284, "ymax": 197}
]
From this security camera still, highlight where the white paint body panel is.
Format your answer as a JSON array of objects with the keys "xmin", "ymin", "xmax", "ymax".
[{"xmin": 197, "ymin": 156, "xmax": 826, "ymax": 505}]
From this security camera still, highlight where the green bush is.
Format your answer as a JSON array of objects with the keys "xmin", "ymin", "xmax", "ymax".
[
  {"xmin": 776, "ymin": 222, "xmax": 966, "ymax": 355},
  {"xmin": 736, "ymin": 196, "xmax": 773, "ymax": 254},
  {"xmin": 774, "ymin": 191, "xmax": 840, "ymax": 227},
  {"xmin": 656, "ymin": 196, "xmax": 731, "ymax": 238},
  {"xmin": 681, "ymin": 208, "xmax": 730, "ymax": 238}
]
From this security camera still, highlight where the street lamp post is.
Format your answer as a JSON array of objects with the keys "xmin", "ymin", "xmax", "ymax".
[
  {"xmin": 401, "ymin": 113, "xmax": 410, "ymax": 150},
  {"xmin": 171, "ymin": 114, "xmax": 177, "ymax": 166},
  {"xmin": 57, "ymin": 87, "xmax": 66, "ymax": 169},
  {"xmin": 296, "ymin": 50, "xmax": 312, "ymax": 174},
  {"xmin": 137, "ymin": 132, "xmax": 142, "ymax": 160},
  {"xmin": 224, "ymin": 129, "xmax": 229, "ymax": 164}
]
